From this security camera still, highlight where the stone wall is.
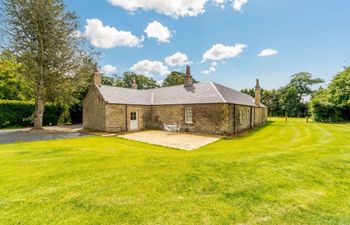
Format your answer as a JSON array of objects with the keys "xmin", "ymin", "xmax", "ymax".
[
  {"xmin": 104, "ymin": 104, "xmax": 152, "ymax": 132},
  {"xmin": 103, "ymin": 103, "xmax": 268, "ymax": 134},
  {"xmin": 105, "ymin": 104, "xmax": 126, "ymax": 132},
  {"xmin": 234, "ymin": 105, "xmax": 252, "ymax": 132},
  {"xmin": 227, "ymin": 104, "xmax": 268, "ymax": 133},
  {"xmin": 254, "ymin": 107, "xmax": 263, "ymax": 126},
  {"xmin": 147, "ymin": 104, "xmax": 230, "ymax": 135},
  {"xmin": 83, "ymin": 85, "xmax": 106, "ymax": 131}
]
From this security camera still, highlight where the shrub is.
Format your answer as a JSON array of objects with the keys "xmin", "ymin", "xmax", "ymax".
[
  {"xmin": 0, "ymin": 100, "xmax": 65, "ymax": 128},
  {"xmin": 311, "ymin": 101, "xmax": 343, "ymax": 122},
  {"xmin": 69, "ymin": 103, "xmax": 83, "ymax": 124}
]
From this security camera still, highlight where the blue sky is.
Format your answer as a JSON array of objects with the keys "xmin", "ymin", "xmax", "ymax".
[{"xmin": 65, "ymin": 0, "xmax": 350, "ymax": 90}]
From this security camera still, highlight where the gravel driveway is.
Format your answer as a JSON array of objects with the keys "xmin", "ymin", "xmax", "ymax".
[{"xmin": 0, "ymin": 125, "xmax": 90, "ymax": 144}]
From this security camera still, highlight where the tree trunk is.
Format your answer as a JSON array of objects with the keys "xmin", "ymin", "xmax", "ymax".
[{"xmin": 33, "ymin": 81, "xmax": 45, "ymax": 130}]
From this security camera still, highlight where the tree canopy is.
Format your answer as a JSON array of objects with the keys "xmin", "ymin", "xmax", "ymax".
[
  {"xmin": 162, "ymin": 71, "xmax": 198, "ymax": 87},
  {"xmin": 101, "ymin": 71, "xmax": 160, "ymax": 89},
  {"xmin": 310, "ymin": 67, "xmax": 350, "ymax": 121},
  {"xmin": 289, "ymin": 72, "xmax": 324, "ymax": 101},
  {"xmin": 2, "ymin": 0, "xmax": 94, "ymax": 129},
  {"xmin": 0, "ymin": 51, "xmax": 31, "ymax": 100}
]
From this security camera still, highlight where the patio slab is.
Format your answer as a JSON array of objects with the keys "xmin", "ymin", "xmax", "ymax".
[{"xmin": 118, "ymin": 130, "xmax": 221, "ymax": 150}]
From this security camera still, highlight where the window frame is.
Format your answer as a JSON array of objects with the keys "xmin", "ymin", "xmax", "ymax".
[
  {"xmin": 185, "ymin": 107, "xmax": 193, "ymax": 124},
  {"xmin": 130, "ymin": 112, "xmax": 137, "ymax": 121}
]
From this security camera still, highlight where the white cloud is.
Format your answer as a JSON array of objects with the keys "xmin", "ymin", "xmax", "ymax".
[
  {"xmin": 101, "ymin": 65, "xmax": 117, "ymax": 74},
  {"xmin": 233, "ymin": 0, "xmax": 248, "ymax": 11},
  {"xmin": 144, "ymin": 21, "xmax": 172, "ymax": 43},
  {"xmin": 130, "ymin": 60, "xmax": 170, "ymax": 77},
  {"xmin": 213, "ymin": 0, "xmax": 226, "ymax": 9},
  {"xmin": 84, "ymin": 19, "xmax": 143, "ymax": 49},
  {"xmin": 211, "ymin": 61, "xmax": 218, "ymax": 67},
  {"xmin": 165, "ymin": 52, "xmax": 192, "ymax": 67},
  {"xmin": 258, "ymin": 48, "xmax": 278, "ymax": 57},
  {"xmin": 202, "ymin": 43, "xmax": 247, "ymax": 62},
  {"xmin": 108, "ymin": 0, "xmax": 208, "ymax": 18},
  {"xmin": 201, "ymin": 66, "xmax": 216, "ymax": 75}
]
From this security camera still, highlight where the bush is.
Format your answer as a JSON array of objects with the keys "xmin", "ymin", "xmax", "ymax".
[
  {"xmin": 69, "ymin": 103, "xmax": 83, "ymax": 124},
  {"xmin": 311, "ymin": 101, "xmax": 343, "ymax": 122},
  {"xmin": 0, "ymin": 100, "xmax": 65, "ymax": 128}
]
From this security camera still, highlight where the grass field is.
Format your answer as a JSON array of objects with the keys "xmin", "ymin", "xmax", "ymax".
[{"xmin": 0, "ymin": 118, "xmax": 349, "ymax": 224}]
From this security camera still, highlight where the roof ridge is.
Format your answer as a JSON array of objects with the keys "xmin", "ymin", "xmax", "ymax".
[
  {"xmin": 210, "ymin": 82, "xmax": 226, "ymax": 103},
  {"xmin": 102, "ymin": 82, "xmax": 214, "ymax": 92}
]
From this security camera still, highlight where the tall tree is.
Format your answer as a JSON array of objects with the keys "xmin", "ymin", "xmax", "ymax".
[
  {"xmin": 289, "ymin": 72, "xmax": 324, "ymax": 101},
  {"xmin": 2, "ymin": 0, "xmax": 87, "ymax": 129}
]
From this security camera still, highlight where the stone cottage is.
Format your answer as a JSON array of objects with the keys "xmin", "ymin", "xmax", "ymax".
[{"xmin": 83, "ymin": 66, "xmax": 268, "ymax": 135}]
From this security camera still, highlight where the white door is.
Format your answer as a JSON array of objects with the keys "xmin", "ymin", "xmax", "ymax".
[{"xmin": 130, "ymin": 111, "xmax": 138, "ymax": 130}]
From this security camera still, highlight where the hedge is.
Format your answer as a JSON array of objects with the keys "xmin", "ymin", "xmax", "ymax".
[
  {"xmin": 0, "ymin": 100, "xmax": 65, "ymax": 128},
  {"xmin": 311, "ymin": 101, "xmax": 350, "ymax": 122}
]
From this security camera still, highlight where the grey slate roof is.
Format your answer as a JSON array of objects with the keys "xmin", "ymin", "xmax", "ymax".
[{"xmin": 98, "ymin": 82, "xmax": 267, "ymax": 108}]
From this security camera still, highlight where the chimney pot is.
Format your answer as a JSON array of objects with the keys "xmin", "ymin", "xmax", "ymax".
[
  {"xmin": 184, "ymin": 65, "xmax": 193, "ymax": 87},
  {"xmin": 255, "ymin": 78, "xmax": 261, "ymax": 107},
  {"xmin": 93, "ymin": 63, "xmax": 101, "ymax": 87},
  {"xmin": 131, "ymin": 77, "xmax": 138, "ymax": 89}
]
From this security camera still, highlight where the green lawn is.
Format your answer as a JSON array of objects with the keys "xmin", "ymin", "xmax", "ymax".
[{"xmin": 0, "ymin": 118, "xmax": 349, "ymax": 225}]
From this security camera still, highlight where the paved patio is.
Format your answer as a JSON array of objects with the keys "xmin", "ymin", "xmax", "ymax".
[{"xmin": 118, "ymin": 130, "xmax": 221, "ymax": 150}]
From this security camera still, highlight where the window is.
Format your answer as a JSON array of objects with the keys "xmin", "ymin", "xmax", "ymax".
[
  {"xmin": 130, "ymin": 112, "xmax": 137, "ymax": 120},
  {"xmin": 185, "ymin": 107, "xmax": 193, "ymax": 124}
]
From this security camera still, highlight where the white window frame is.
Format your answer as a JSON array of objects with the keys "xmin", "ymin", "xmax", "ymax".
[{"xmin": 185, "ymin": 107, "xmax": 193, "ymax": 124}]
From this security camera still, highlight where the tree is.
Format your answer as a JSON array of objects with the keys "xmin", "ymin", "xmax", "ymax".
[
  {"xmin": 289, "ymin": 72, "xmax": 324, "ymax": 101},
  {"xmin": 327, "ymin": 67, "xmax": 350, "ymax": 108},
  {"xmin": 68, "ymin": 56, "xmax": 96, "ymax": 124},
  {"xmin": 101, "ymin": 75, "xmax": 115, "ymax": 86},
  {"xmin": 279, "ymin": 85, "xmax": 305, "ymax": 117},
  {"xmin": 162, "ymin": 71, "xmax": 198, "ymax": 87},
  {"xmin": 2, "ymin": 0, "xmax": 88, "ymax": 129},
  {"xmin": 241, "ymin": 88, "xmax": 283, "ymax": 116},
  {"xmin": 241, "ymin": 72, "xmax": 323, "ymax": 117},
  {"xmin": 0, "ymin": 51, "xmax": 31, "ymax": 100},
  {"xmin": 122, "ymin": 72, "xmax": 159, "ymax": 89},
  {"xmin": 310, "ymin": 67, "xmax": 350, "ymax": 121},
  {"xmin": 101, "ymin": 72, "xmax": 159, "ymax": 89}
]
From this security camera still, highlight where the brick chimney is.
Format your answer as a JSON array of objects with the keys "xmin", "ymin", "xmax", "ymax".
[
  {"xmin": 184, "ymin": 65, "xmax": 193, "ymax": 87},
  {"xmin": 93, "ymin": 64, "xmax": 101, "ymax": 87},
  {"xmin": 131, "ymin": 77, "xmax": 138, "ymax": 89},
  {"xmin": 255, "ymin": 79, "xmax": 261, "ymax": 107}
]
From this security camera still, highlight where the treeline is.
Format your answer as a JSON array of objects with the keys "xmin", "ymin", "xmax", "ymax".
[
  {"xmin": 242, "ymin": 69, "xmax": 350, "ymax": 122},
  {"xmin": 100, "ymin": 71, "xmax": 198, "ymax": 88}
]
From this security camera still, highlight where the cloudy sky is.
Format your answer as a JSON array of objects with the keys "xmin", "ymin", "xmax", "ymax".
[{"xmin": 65, "ymin": 0, "xmax": 350, "ymax": 90}]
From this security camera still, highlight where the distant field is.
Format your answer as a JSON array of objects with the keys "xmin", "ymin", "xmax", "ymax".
[{"xmin": 0, "ymin": 118, "xmax": 349, "ymax": 224}]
